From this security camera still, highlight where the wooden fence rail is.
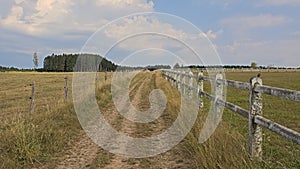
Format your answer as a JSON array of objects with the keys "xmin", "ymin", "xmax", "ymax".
[{"xmin": 161, "ymin": 69, "xmax": 300, "ymax": 160}]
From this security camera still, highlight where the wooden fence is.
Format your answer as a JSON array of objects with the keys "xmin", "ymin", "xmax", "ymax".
[
  {"xmin": 28, "ymin": 76, "xmax": 70, "ymax": 114},
  {"xmin": 161, "ymin": 69, "xmax": 300, "ymax": 160}
]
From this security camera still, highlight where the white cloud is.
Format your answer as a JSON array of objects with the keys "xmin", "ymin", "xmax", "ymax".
[
  {"xmin": 221, "ymin": 14, "xmax": 291, "ymax": 29},
  {"xmin": 259, "ymin": 0, "xmax": 300, "ymax": 6},
  {"xmin": 218, "ymin": 39, "xmax": 300, "ymax": 67},
  {"xmin": 102, "ymin": 15, "xmax": 222, "ymax": 52},
  {"xmin": 199, "ymin": 29, "xmax": 223, "ymax": 40},
  {"xmin": 103, "ymin": 15, "xmax": 191, "ymax": 51},
  {"xmin": 96, "ymin": 0, "xmax": 154, "ymax": 10},
  {"xmin": 208, "ymin": 0, "xmax": 239, "ymax": 8},
  {"xmin": 81, "ymin": 14, "xmax": 222, "ymax": 66},
  {"xmin": 0, "ymin": 0, "xmax": 154, "ymax": 37},
  {"xmin": 0, "ymin": 0, "xmax": 74, "ymax": 36}
]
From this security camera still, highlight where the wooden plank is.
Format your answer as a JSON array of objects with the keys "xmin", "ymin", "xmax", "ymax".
[
  {"xmin": 255, "ymin": 85, "xmax": 300, "ymax": 102},
  {"xmin": 218, "ymin": 100, "xmax": 248, "ymax": 119},
  {"xmin": 255, "ymin": 116, "xmax": 300, "ymax": 145},
  {"xmin": 200, "ymin": 91, "xmax": 249, "ymax": 119},
  {"xmin": 218, "ymin": 79, "xmax": 250, "ymax": 90}
]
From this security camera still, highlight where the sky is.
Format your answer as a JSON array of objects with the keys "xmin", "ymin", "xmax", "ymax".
[{"xmin": 0, "ymin": 0, "xmax": 300, "ymax": 68}]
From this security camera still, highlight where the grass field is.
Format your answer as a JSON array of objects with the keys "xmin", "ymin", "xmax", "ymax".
[
  {"xmin": 0, "ymin": 72, "xmax": 82, "ymax": 168},
  {"xmin": 0, "ymin": 71, "xmax": 299, "ymax": 168},
  {"xmin": 223, "ymin": 72, "xmax": 300, "ymax": 168}
]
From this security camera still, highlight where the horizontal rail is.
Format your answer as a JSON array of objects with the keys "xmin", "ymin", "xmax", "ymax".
[
  {"xmin": 162, "ymin": 69, "xmax": 300, "ymax": 158},
  {"xmin": 217, "ymin": 79, "xmax": 250, "ymax": 90},
  {"xmin": 201, "ymin": 91, "xmax": 249, "ymax": 119},
  {"xmin": 255, "ymin": 85, "xmax": 300, "ymax": 102},
  {"xmin": 255, "ymin": 116, "xmax": 300, "ymax": 145},
  {"xmin": 217, "ymin": 98, "xmax": 249, "ymax": 119},
  {"xmin": 164, "ymin": 70, "xmax": 300, "ymax": 102},
  {"xmin": 163, "ymin": 71, "xmax": 254, "ymax": 119},
  {"xmin": 163, "ymin": 70, "xmax": 251, "ymax": 90}
]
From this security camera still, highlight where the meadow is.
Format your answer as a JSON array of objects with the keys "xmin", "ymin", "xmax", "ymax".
[
  {"xmin": 0, "ymin": 71, "xmax": 299, "ymax": 168},
  {"xmin": 0, "ymin": 72, "xmax": 82, "ymax": 168}
]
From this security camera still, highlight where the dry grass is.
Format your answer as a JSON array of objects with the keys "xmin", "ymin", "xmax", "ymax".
[
  {"xmin": 0, "ymin": 72, "xmax": 81, "ymax": 169},
  {"xmin": 0, "ymin": 71, "xmax": 299, "ymax": 168}
]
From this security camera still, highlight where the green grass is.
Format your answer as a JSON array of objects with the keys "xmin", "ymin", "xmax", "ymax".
[
  {"xmin": 162, "ymin": 70, "xmax": 300, "ymax": 168},
  {"xmin": 222, "ymin": 72, "xmax": 300, "ymax": 168}
]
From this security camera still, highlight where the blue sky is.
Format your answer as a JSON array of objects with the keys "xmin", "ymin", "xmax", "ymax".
[{"xmin": 0, "ymin": 0, "xmax": 300, "ymax": 68}]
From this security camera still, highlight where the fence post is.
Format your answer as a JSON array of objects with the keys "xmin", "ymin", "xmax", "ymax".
[
  {"xmin": 198, "ymin": 71, "xmax": 204, "ymax": 108},
  {"xmin": 249, "ymin": 74, "xmax": 263, "ymax": 160},
  {"xmin": 179, "ymin": 71, "xmax": 182, "ymax": 93},
  {"xmin": 188, "ymin": 71, "xmax": 193, "ymax": 98},
  {"xmin": 171, "ymin": 71, "xmax": 175, "ymax": 87},
  {"xmin": 177, "ymin": 71, "xmax": 181, "ymax": 90},
  {"xmin": 164, "ymin": 71, "xmax": 168, "ymax": 80},
  {"xmin": 64, "ymin": 76, "xmax": 69, "ymax": 103},
  {"xmin": 29, "ymin": 82, "xmax": 35, "ymax": 114},
  {"xmin": 214, "ymin": 73, "xmax": 223, "ymax": 123},
  {"xmin": 174, "ymin": 71, "xmax": 177, "ymax": 88},
  {"xmin": 183, "ymin": 71, "xmax": 187, "ymax": 95}
]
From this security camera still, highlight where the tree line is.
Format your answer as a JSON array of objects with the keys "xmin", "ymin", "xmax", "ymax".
[{"xmin": 43, "ymin": 53, "xmax": 117, "ymax": 72}]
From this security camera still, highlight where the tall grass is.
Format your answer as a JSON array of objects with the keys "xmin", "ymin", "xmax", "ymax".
[
  {"xmin": 0, "ymin": 72, "xmax": 81, "ymax": 169},
  {"xmin": 224, "ymin": 72, "xmax": 300, "ymax": 168},
  {"xmin": 94, "ymin": 71, "xmax": 300, "ymax": 168},
  {"xmin": 1, "ymin": 71, "xmax": 299, "ymax": 168}
]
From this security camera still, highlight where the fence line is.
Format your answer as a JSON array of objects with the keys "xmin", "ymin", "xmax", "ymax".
[
  {"xmin": 28, "ymin": 77, "xmax": 70, "ymax": 113},
  {"xmin": 161, "ymin": 69, "xmax": 300, "ymax": 160}
]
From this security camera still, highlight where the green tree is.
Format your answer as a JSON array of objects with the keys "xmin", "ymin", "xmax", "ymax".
[
  {"xmin": 251, "ymin": 62, "xmax": 257, "ymax": 69},
  {"xmin": 173, "ymin": 63, "xmax": 180, "ymax": 69}
]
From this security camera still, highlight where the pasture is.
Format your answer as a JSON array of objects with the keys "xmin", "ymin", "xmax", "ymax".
[{"xmin": 0, "ymin": 71, "xmax": 299, "ymax": 168}]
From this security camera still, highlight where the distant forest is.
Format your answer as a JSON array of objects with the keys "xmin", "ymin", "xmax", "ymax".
[
  {"xmin": 43, "ymin": 53, "xmax": 172, "ymax": 72},
  {"xmin": 43, "ymin": 53, "xmax": 117, "ymax": 72},
  {"xmin": 1, "ymin": 54, "xmax": 299, "ymax": 72},
  {"xmin": 0, "ymin": 66, "xmax": 20, "ymax": 72}
]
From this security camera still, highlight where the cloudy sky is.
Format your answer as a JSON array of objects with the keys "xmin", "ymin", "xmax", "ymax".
[{"xmin": 0, "ymin": 0, "xmax": 299, "ymax": 68}]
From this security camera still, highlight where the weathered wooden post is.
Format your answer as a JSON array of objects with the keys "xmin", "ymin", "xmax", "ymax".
[
  {"xmin": 182, "ymin": 71, "xmax": 186, "ymax": 95},
  {"xmin": 29, "ymin": 82, "xmax": 35, "ymax": 114},
  {"xmin": 171, "ymin": 71, "xmax": 175, "ymax": 86},
  {"xmin": 164, "ymin": 71, "xmax": 168, "ymax": 80},
  {"xmin": 198, "ymin": 71, "xmax": 204, "ymax": 108},
  {"xmin": 64, "ymin": 76, "xmax": 69, "ymax": 103},
  {"xmin": 177, "ymin": 71, "xmax": 181, "ymax": 90},
  {"xmin": 105, "ymin": 70, "xmax": 107, "ymax": 81},
  {"xmin": 249, "ymin": 74, "xmax": 263, "ymax": 160},
  {"xmin": 188, "ymin": 71, "xmax": 193, "ymax": 98},
  {"xmin": 214, "ymin": 73, "xmax": 223, "ymax": 124},
  {"xmin": 174, "ymin": 71, "xmax": 177, "ymax": 88}
]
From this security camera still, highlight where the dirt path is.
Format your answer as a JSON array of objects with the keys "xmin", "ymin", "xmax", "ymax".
[
  {"xmin": 55, "ymin": 132, "xmax": 100, "ymax": 169},
  {"xmin": 52, "ymin": 72, "xmax": 195, "ymax": 169}
]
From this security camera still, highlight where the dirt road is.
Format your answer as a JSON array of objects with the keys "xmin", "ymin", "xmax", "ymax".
[{"xmin": 53, "ymin": 72, "xmax": 196, "ymax": 169}]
